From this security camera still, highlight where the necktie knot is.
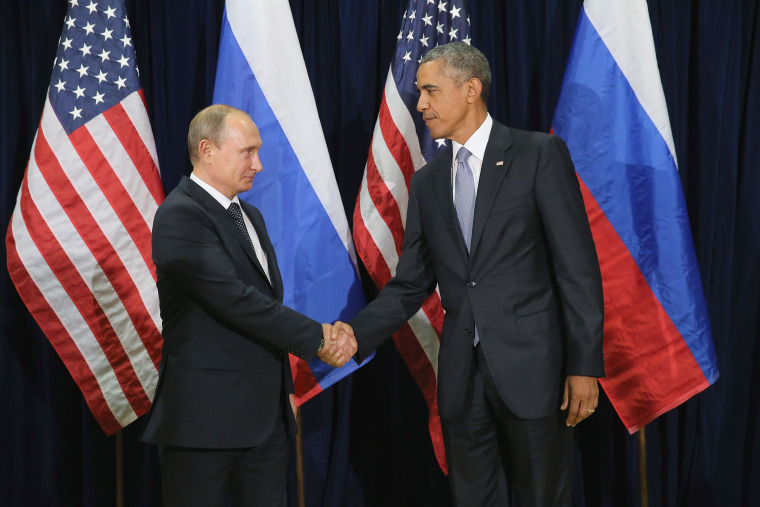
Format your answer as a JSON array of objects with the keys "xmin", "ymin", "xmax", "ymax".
[{"xmin": 457, "ymin": 146, "xmax": 472, "ymax": 164}]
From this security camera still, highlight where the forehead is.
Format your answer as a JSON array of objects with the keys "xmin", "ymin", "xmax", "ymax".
[
  {"xmin": 417, "ymin": 59, "xmax": 454, "ymax": 86},
  {"xmin": 223, "ymin": 114, "xmax": 261, "ymax": 145}
]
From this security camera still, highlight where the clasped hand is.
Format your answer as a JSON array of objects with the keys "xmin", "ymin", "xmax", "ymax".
[{"xmin": 318, "ymin": 322, "xmax": 357, "ymax": 367}]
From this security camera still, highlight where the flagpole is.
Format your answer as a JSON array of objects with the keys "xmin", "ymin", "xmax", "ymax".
[
  {"xmin": 639, "ymin": 427, "xmax": 648, "ymax": 507},
  {"xmin": 115, "ymin": 430, "xmax": 124, "ymax": 507},
  {"xmin": 296, "ymin": 406, "xmax": 305, "ymax": 507}
]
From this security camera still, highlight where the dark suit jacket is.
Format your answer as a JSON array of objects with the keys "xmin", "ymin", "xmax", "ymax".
[
  {"xmin": 351, "ymin": 120, "xmax": 605, "ymax": 421},
  {"xmin": 141, "ymin": 176, "xmax": 322, "ymax": 448}
]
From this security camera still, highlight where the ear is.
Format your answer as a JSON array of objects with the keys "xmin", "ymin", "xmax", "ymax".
[
  {"xmin": 466, "ymin": 78, "xmax": 483, "ymax": 104},
  {"xmin": 198, "ymin": 139, "xmax": 213, "ymax": 162}
]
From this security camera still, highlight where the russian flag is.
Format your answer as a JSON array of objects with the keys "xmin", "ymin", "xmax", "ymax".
[
  {"xmin": 552, "ymin": 0, "xmax": 719, "ymax": 432},
  {"xmin": 212, "ymin": 0, "xmax": 370, "ymax": 403}
]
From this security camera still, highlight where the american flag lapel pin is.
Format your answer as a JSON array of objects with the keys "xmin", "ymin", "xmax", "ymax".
[{"xmin": 496, "ymin": 160, "xmax": 504, "ymax": 166}]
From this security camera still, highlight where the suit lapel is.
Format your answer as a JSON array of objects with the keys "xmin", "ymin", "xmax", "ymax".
[
  {"xmin": 470, "ymin": 123, "xmax": 514, "ymax": 259},
  {"xmin": 180, "ymin": 177, "xmax": 274, "ymax": 289},
  {"xmin": 240, "ymin": 200, "xmax": 283, "ymax": 298}
]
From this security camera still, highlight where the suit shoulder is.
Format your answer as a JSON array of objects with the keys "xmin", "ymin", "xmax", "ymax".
[
  {"xmin": 413, "ymin": 148, "xmax": 450, "ymax": 182},
  {"xmin": 154, "ymin": 185, "xmax": 205, "ymax": 225},
  {"xmin": 505, "ymin": 126, "xmax": 568, "ymax": 151}
]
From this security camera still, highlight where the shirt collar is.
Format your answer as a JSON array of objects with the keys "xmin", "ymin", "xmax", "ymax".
[
  {"xmin": 190, "ymin": 172, "xmax": 240, "ymax": 209},
  {"xmin": 451, "ymin": 113, "xmax": 493, "ymax": 161}
]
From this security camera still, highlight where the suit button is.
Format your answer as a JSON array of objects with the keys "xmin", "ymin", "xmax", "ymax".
[
  {"xmin": 467, "ymin": 281, "xmax": 476, "ymax": 287},
  {"xmin": 464, "ymin": 328, "xmax": 472, "ymax": 336}
]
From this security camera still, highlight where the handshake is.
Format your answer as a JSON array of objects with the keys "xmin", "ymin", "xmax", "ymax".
[{"xmin": 318, "ymin": 321, "xmax": 357, "ymax": 367}]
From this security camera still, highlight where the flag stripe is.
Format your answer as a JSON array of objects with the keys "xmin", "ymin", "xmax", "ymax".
[
  {"xmin": 557, "ymin": 7, "xmax": 717, "ymax": 380},
  {"xmin": 33, "ymin": 122, "xmax": 162, "ymax": 368},
  {"xmin": 70, "ymin": 125, "xmax": 155, "ymax": 277},
  {"xmin": 40, "ymin": 104, "xmax": 163, "ymax": 341},
  {"xmin": 352, "ymin": 194, "xmax": 394, "ymax": 285},
  {"xmin": 5, "ymin": 1, "xmax": 164, "ymax": 433},
  {"xmin": 214, "ymin": 0, "xmax": 369, "ymax": 401},
  {"xmin": 583, "ymin": 2, "xmax": 677, "ymax": 164},
  {"xmin": 11, "ymin": 183, "xmax": 142, "ymax": 426},
  {"xmin": 6, "ymin": 225, "xmax": 125, "ymax": 433},
  {"xmin": 378, "ymin": 96, "xmax": 415, "ymax": 188},
  {"xmin": 102, "ymin": 101, "xmax": 164, "ymax": 209},
  {"xmin": 366, "ymin": 138, "xmax": 406, "ymax": 250},
  {"xmin": 383, "ymin": 69, "xmax": 426, "ymax": 171},
  {"xmin": 577, "ymin": 175, "xmax": 710, "ymax": 431},
  {"xmin": 124, "ymin": 91, "xmax": 162, "ymax": 177},
  {"xmin": 24, "ymin": 136, "xmax": 157, "ymax": 406},
  {"xmin": 552, "ymin": 0, "xmax": 718, "ymax": 432},
  {"xmin": 352, "ymin": 0, "xmax": 470, "ymax": 473}
]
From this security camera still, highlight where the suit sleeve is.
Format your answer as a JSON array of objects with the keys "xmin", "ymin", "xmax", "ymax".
[
  {"xmin": 351, "ymin": 173, "xmax": 438, "ymax": 359},
  {"xmin": 535, "ymin": 135, "xmax": 605, "ymax": 377},
  {"xmin": 152, "ymin": 200, "xmax": 323, "ymax": 359}
]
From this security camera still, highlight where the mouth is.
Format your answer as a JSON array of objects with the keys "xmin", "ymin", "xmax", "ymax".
[{"xmin": 422, "ymin": 115, "xmax": 437, "ymax": 123}]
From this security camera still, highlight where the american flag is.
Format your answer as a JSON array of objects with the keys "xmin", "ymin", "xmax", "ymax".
[
  {"xmin": 352, "ymin": 0, "xmax": 470, "ymax": 473},
  {"xmin": 5, "ymin": 0, "xmax": 164, "ymax": 434}
]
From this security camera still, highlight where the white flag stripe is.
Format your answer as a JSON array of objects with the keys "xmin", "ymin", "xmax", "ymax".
[
  {"xmin": 406, "ymin": 309, "xmax": 440, "ymax": 375},
  {"xmin": 40, "ymin": 106, "xmax": 161, "ymax": 330},
  {"xmin": 26, "ymin": 150, "xmax": 158, "ymax": 397},
  {"xmin": 226, "ymin": 0, "xmax": 357, "ymax": 263},
  {"xmin": 121, "ymin": 91, "xmax": 161, "ymax": 172},
  {"xmin": 86, "ymin": 115, "xmax": 159, "ymax": 226},
  {"xmin": 371, "ymin": 121, "xmax": 410, "ymax": 225},
  {"xmin": 584, "ymin": 0, "xmax": 677, "ymax": 165},
  {"xmin": 358, "ymin": 173, "xmax": 400, "ymax": 271},
  {"xmin": 383, "ymin": 70, "xmax": 426, "ymax": 170},
  {"xmin": 11, "ymin": 207, "xmax": 138, "ymax": 427}
]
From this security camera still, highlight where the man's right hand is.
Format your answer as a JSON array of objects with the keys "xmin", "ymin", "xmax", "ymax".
[{"xmin": 317, "ymin": 322, "xmax": 357, "ymax": 367}]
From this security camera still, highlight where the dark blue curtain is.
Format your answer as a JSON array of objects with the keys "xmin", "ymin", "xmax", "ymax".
[{"xmin": 2, "ymin": 1, "xmax": 758, "ymax": 506}]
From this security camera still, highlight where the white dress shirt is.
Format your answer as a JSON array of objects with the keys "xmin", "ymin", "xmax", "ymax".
[
  {"xmin": 190, "ymin": 173, "xmax": 270, "ymax": 281},
  {"xmin": 450, "ymin": 113, "xmax": 494, "ymax": 201}
]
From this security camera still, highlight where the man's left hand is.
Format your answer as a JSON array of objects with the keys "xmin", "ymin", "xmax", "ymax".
[{"xmin": 560, "ymin": 375, "xmax": 599, "ymax": 427}]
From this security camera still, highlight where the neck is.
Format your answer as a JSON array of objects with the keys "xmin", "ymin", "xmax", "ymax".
[{"xmin": 450, "ymin": 108, "xmax": 488, "ymax": 145}]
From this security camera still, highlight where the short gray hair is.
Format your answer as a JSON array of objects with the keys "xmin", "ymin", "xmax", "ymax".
[
  {"xmin": 187, "ymin": 104, "xmax": 250, "ymax": 165},
  {"xmin": 420, "ymin": 43, "xmax": 491, "ymax": 104}
]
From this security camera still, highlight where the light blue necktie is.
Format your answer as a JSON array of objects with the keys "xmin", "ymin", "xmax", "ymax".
[{"xmin": 454, "ymin": 147, "xmax": 479, "ymax": 346}]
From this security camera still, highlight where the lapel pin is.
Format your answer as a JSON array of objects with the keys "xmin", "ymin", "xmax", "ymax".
[{"xmin": 496, "ymin": 160, "xmax": 504, "ymax": 166}]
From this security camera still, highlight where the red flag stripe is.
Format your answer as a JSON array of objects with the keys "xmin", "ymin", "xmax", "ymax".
[
  {"xmin": 365, "ymin": 141, "xmax": 406, "ymax": 253},
  {"xmin": 32, "ymin": 123, "xmax": 162, "ymax": 370},
  {"xmin": 8, "ymin": 192, "xmax": 143, "ymax": 427},
  {"xmin": 18, "ymin": 176, "xmax": 153, "ymax": 415},
  {"xmin": 289, "ymin": 355, "xmax": 322, "ymax": 404},
  {"xmin": 392, "ymin": 323, "xmax": 446, "ymax": 472},
  {"xmin": 6, "ymin": 225, "xmax": 125, "ymax": 433},
  {"xmin": 69, "ymin": 125, "xmax": 156, "ymax": 278},
  {"xmin": 354, "ymin": 89, "xmax": 447, "ymax": 471},
  {"xmin": 378, "ymin": 96, "xmax": 415, "ymax": 188},
  {"xmin": 577, "ymin": 175, "xmax": 709, "ymax": 432},
  {"xmin": 355, "ymin": 170, "xmax": 401, "ymax": 273},
  {"xmin": 381, "ymin": 70, "xmax": 426, "ymax": 171},
  {"xmin": 22, "ymin": 145, "xmax": 158, "ymax": 397},
  {"xmin": 39, "ymin": 104, "xmax": 161, "ymax": 317},
  {"xmin": 6, "ymin": 5, "xmax": 164, "ymax": 434},
  {"xmin": 104, "ymin": 97, "xmax": 164, "ymax": 205},
  {"xmin": 352, "ymin": 194, "xmax": 394, "ymax": 286}
]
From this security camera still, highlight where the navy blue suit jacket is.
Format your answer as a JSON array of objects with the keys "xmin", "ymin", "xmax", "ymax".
[
  {"xmin": 351, "ymin": 121, "xmax": 605, "ymax": 421},
  {"xmin": 141, "ymin": 176, "xmax": 322, "ymax": 448}
]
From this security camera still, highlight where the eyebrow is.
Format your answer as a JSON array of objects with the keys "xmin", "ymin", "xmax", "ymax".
[{"xmin": 419, "ymin": 83, "xmax": 438, "ymax": 91}]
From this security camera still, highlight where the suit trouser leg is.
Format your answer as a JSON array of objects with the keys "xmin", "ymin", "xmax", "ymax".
[
  {"xmin": 159, "ymin": 421, "xmax": 288, "ymax": 507},
  {"xmin": 478, "ymin": 345, "xmax": 575, "ymax": 507},
  {"xmin": 442, "ymin": 346, "xmax": 509, "ymax": 506}
]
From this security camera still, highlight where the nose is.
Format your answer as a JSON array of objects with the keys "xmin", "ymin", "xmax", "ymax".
[
  {"xmin": 417, "ymin": 94, "xmax": 427, "ymax": 112},
  {"xmin": 251, "ymin": 152, "xmax": 263, "ymax": 173}
]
